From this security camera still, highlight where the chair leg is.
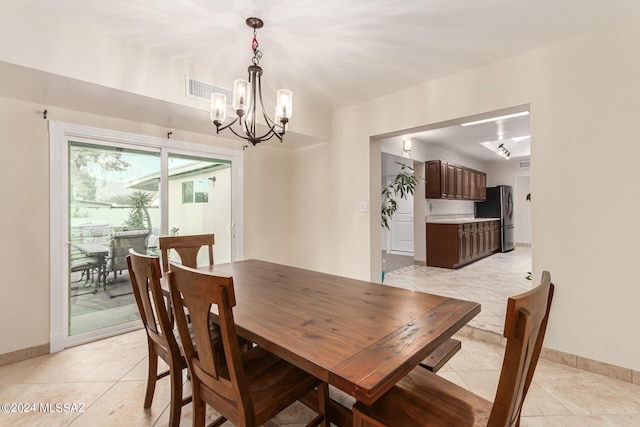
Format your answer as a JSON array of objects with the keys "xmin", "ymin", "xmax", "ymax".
[
  {"xmin": 318, "ymin": 383, "xmax": 329, "ymax": 427},
  {"xmin": 144, "ymin": 350, "xmax": 159, "ymax": 409},
  {"xmin": 306, "ymin": 383, "xmax": 330, "ymax": 427},
  {"xmin": 168, "ymin": 358, "xmax": 183, "ymax": 427},
  {"xmin": 192, "ymin": 386, "xmax": 206, "ymax": 427}
]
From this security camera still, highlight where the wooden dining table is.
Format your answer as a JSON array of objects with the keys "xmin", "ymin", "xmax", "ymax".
[{"xmin": 180, "ymin": 259, "xmax": 480, "ymax": 413}]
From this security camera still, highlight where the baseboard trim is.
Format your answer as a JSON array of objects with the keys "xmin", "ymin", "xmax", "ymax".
[
  {"xmin": 456, "ymin": 325, "xmax": 640, "ymax": 385},
  {"xmin": 0, "ymin": 343, "xmax": 49, "ymax": 367}
]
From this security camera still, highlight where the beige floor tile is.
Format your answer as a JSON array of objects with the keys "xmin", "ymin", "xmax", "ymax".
[
  {"xmin": 0, "ymin": 351, "xmax": 92, "ymax": 386},
  {"xmin": 51, "ymin": 349, "xmax": 147, "ymax": 383},
  {"xmin": 453, "ymin": 370, "xmax": 500, "ymax": 400},
  {"xmin": 535, "ymin": 357, "xmax": 580, "ymax": 373},
  {"xmin": 436, "ymin": 370, "xmax": 473, "ymax": 391},
  {"xmin": 65, "ymin": 328, "xmax": 147, "ymax": 353},
  {"xmin": 271, "ymin": 401, "xmax": 317, "ymax": 425},
  {"xmin": 446, "ymin": 339, "xmax": 504, "ymax": 372},
  {"xmin": 534, "ymin": 369, "xmax": 640, "ymax": 415},
  {"xmin": 0, "ymin": 381, "xmax": 113, "ymax": 427},
  {"xmin": 162, "ymin": 399, "xmax": 237, "ymax": 427},
  {"xmin": 121, "ymin": 357, "xmax": 171, "ymax": 382},
  {"xmin": 69, "ymin": 380, "xmax": 168, "ymax": 426},
  {"xmin": 521, "ymin": 414, "xmax": 640, "ymax": 426},
  {"xmin": 458, "ymin": 370, "xmax": 573, "ymax": 417},
  {"xmin": 520, "ymin": 415, "xmax": 596, "ymax": 426},
  {"xmin": 468, "ymin": 314, "xmax": 504, "ymax": 334},
  {"xmin": 519, "ymin": 383, "xmax": 574, "ymax": 417},
  {"xmin": 580, "ymin": 414, "xmax": 640, "ymax": 426},
  {"xmin": 480, "ymin": 300, "xmax": 509, "ymax": 316}
]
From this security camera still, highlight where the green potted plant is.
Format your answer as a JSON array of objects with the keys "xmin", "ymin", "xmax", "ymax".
[
  {"xmin": 381, "ymin": 163, "xmax": 419, "ymax": 230},
  {"xmin": 124, "ymin": 190, "xmax": 153, "ymax": 236}
]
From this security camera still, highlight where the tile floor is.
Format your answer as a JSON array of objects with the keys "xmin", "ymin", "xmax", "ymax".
[
  {"xmin": 384, "ymin": 246, "xmax": 535, "ymax": 334},
  {"xmin": 1, "ymin": 248, "xmax": 639, "ymax": 426},
  {"xmin": 1, "ymin": 328, "xmax": 640, "ymax": 426}
]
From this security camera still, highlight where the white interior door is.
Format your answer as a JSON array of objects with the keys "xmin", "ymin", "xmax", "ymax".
[{"xmin": 388, "ymin": 177, "xmax": 415, "ymax": 255}]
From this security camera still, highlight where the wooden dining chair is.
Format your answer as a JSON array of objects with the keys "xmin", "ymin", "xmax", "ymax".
[
  {"xmin": 126, "ymin": 249, "xmax": 191, "ymax": 427},
  {"xmin": 168, "ymin": 262, "xmax": 330, "ymax": 427},
  {"xmin": 159, "ymin": 233, "xmax": 215, "ymax": 273},
  {"xmin": 353, "ymin": 271, "xmax": 554, "ymax": 427},
  {"xmin": 159, "ymin": 233, "xmax": 216, "ymax": 326}
]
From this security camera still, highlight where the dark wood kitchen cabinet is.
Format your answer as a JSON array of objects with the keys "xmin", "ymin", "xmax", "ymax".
[
  {"xmin": 425, "ymin": 160, "xmax": 448, "ymax": 198},
  {"xmin": 478, "ymin": 172, "xmax": 486, "ymax": 200},
  {"xmin": 425, "ymin": 160, "xmax": 486, "ymax": 201},
  {"xmin": 426, "ymin": 220, "xmax": 500, "ymax": 269}
]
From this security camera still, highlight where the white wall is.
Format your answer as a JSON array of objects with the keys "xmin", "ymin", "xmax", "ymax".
[
  {"xmin": 292, "ymin": 20, "xmax": 640, "ymax": 371},
  {"xmin": 485, "ymin": 158, "xmax": 531, "ymax": 187},
  {"xmin": 513, "ymin": 176, "xmax": 532, "ymax": 246},
  {"xmin": 242, "ymin": 146, "xmax": 294, "ymax": 265}
]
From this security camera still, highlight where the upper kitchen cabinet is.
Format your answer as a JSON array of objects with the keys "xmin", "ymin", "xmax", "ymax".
[
  {"xmin": 425, "ymin": 160, "xmax": 486, "ymax": 201},
  {"xmin": 425, "ymin": 160, "xmax": 448, "ymax": 198}
]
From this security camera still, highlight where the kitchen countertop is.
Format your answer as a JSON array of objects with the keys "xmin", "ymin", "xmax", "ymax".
[{"xmin": 426, "ymin": 217, "xmax": 500, "ymax": 224}]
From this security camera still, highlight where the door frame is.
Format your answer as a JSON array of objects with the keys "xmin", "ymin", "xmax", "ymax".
[{"xmin": 49, "ymin": 121, "xmax": 244, "ymax": 351}]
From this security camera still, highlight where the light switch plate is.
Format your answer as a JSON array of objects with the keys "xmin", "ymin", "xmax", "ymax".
[{"xmin": 359, "ymin": 201, "xmax": 369, "ymax": 212}]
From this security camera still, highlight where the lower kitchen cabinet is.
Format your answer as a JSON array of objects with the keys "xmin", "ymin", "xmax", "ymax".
[{"xmin": 426, "ymin": 220, "xmax": 500, "ymax": 269}]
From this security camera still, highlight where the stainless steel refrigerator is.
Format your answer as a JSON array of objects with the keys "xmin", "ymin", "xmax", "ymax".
[{"xmin": 474, "ymin": 185, "xmax": 514, "ymax": 252}]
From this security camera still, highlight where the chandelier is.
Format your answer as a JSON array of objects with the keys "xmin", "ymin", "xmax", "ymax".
[{"xmin": 210, "ymin": 17, "xmax": 292, "ymax": 146}]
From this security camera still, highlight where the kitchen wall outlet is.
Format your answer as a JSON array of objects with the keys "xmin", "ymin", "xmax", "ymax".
[{"xmin": 359, "ymin": 201, "xmax": 369, "ymax": 212}]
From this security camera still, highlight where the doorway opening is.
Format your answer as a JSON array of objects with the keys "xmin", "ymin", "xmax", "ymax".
[{"xmin": 375, "ymin": 105, "xmax": 532, "ymax": 277}]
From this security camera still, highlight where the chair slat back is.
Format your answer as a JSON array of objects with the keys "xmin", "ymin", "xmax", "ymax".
[
  {"xmin": 488, "ymin": 271, "xmax": 554, "ymax": 427},
  {"xmin": 126, "ymin": 249, "xmax": 176, "ymax": 350},
  {"xmin": 159, "ymin": 234, "xmax": 215, "ymax": 273},
  {"xmin": 168, "ymin": 262, "xmax": 252, "ymax": 414}
]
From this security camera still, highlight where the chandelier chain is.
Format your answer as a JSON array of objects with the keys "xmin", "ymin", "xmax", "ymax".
[{"xmin": 251, "ymin": 28, "xmax": 262, "ymax": 65}]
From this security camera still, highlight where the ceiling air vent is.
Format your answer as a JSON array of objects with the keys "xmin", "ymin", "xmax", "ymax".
[
  {"xmin": 518, "ymin": 160, "xmax": 531, "ymax": 169},
  {"xmin": 185, "ymin": 76, "xmax": 232, "ymax": 105}
]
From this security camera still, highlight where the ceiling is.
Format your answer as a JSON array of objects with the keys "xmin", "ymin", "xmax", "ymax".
[
  {"xmin": 406, "ymin": 111, "xmax": 532, "ymax": 162},
  {"xmin": 20, "ymin": 0, "xmax": 640, "ymax": 110},
  {"xmin": 18, "ymin": 0, "xmax": 640, "ymax": 114}
]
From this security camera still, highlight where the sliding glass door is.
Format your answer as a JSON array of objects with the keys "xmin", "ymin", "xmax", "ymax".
[
  {"xmin": 50, "ymin": 122, "xmax": 243, "ymax": 350},
  {"xmin": 166, "ymin": 154, "xmax": 232, "ymax": 265},
  {"xmin": 68, "ymin": 142, "xmax": 160, "ymax": 336}
]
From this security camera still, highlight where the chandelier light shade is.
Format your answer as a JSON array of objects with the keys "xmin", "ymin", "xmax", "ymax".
[{"xmin": 210, "ymin": 17, "xmax": 292, "ymax": 146}]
